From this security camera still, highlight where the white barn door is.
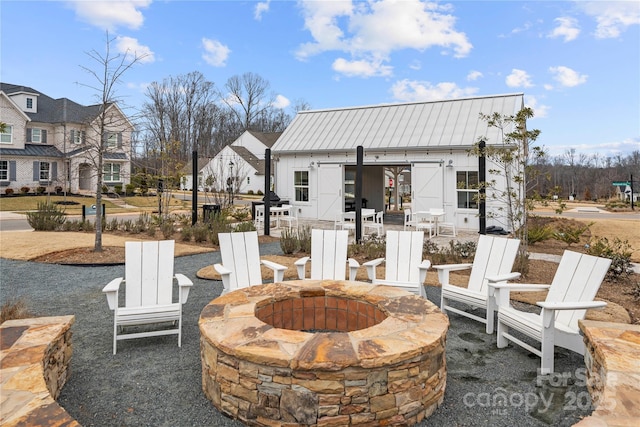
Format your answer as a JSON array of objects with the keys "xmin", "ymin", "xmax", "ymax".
[
  {"xmin": 411, "ymin": 163, "xmax": 443, "ymax": 212},
  {"xmin": 317, "ymin": 164, "xmax": 343, "ymax": 221}
]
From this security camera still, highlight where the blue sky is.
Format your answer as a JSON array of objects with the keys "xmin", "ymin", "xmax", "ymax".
[{"xmin": 2, "ymin": 0, "xmax": 639, "ymax": 157}]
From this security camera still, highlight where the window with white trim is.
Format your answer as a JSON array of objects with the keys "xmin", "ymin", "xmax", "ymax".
[
  {"xmin": 40, "ymin": 162, "xmax": 50, "ymax": 181},
  {"xmin": 32, "ymin": 129, "xmax": 42, "ymax": 143},
  {"xmin": 106, "ymin": 132, "xmax": 118, "ymax": 147},
  {"xmin": 103, "ymin": 163, "xmax": 121, "ymax": 182},
  {"xmin": 1, "ymin": 125, "xmax": 12, "ymax": 144},
  {"xmin": 71, "ymin": 130, "xmax": 85, "ymax": 144},
  {"xmin": 456, "ymin": 171, "xmax": 479, "ymax": 209},
  {"xmin": 294, "ymin": 170, "xmax": 309, "ymax": 202},
  {"xmin": 0, "ymin": 161, "xmax": 7, "ymax": 181}
]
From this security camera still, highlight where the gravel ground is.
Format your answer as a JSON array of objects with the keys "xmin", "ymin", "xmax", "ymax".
[{"xmin": 1, "ymin": 241, "xmax": 593, "ymax": 426}]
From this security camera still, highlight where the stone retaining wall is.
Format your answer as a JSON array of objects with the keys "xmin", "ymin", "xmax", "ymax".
[
  {"xmin": 574, "ymin": 320, "xmax": 640, "ymax": 427},
  {"xmin": 0, "ymin": 315, "xmax": 78, "ymax": 426}
]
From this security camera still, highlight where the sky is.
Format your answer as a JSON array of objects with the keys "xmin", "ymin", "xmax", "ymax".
[{"xmin": 1, "ymin": 0, "xmax": 639, "ymax": 158}]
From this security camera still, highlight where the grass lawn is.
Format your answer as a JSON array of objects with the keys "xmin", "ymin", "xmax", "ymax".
[{"xmin": 0, "ymin": 195, "xmax": 188, "ymax": 214}]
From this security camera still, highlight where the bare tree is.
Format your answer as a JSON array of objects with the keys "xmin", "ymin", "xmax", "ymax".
[
  {"xmin": 79, "ymin": 32, "xmax": 145, "ymax": 252},
  {"xmin": 218, "ymin": 72, "xmax": 275, "ymax": 131}
]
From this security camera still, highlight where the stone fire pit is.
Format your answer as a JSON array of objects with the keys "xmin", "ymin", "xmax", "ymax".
[{"xmin": 200, "ymin": 280, "xmax": 449, "ymax": 426}]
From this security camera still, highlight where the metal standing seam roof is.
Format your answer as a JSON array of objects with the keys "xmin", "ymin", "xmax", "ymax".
[
  {"xmin": 0, "ymin": 144, "xmax": 64, "ymax": 158},
  {"xmin": 271, "ymin": 93, "xmax": 524, "ymax": 153}
]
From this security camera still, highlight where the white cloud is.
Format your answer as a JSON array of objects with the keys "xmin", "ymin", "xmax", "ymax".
[
  {"xmin": 390, "ymin": 79, "xmax": 478, "ymax": 102},
  {"xmin": 549, "ymin": 66, "xmax": 587, "ymax": 87},
  {"xmin": 296, "ymin": 0, "xmax": 472, "ymax": 77},
  {"xmin": 548, "ymin": 17, "xmax": 580, "ymax": 42},
  {"xmin": 273, "ymin": 94, "xmax": 290, "ymax": 109},
  {"xmin": 466, "ymin": 70, "xmax": 483, "ymax": 81},
  {"xmin": 332, "ymin": 57, "xmax": 393, "ymax": 77},
  {"xmin": 254, "ymin": 1, "xmax": 270, "ymax": 21},
  {"xmin": 506, "ymin": 69, "xmax": 533, "ymax": 88},
  {"xmin": 525, "ymin": 95, "xmax": 550, "ymax": 118},
  {"xmin": 578, "ymin": 1, "xmax": 640, "ymax": 39},
  {"xmin": 116, "ymin": 36, "xmax": 154, "ymax": 63},
  {"xmin": 409, "ymin": 60, "xmax": 422, "ymax": 71},
  {"xmin": 549, "ymin": 137, "xmax": 640, "ymax": 157},
  {"xmin": 69, "ymin": 0, "xmax": 151, "ymax": 31},
  {"xmin": 201, "ymin": 38, "xmax": 230, "ymax": 67}
]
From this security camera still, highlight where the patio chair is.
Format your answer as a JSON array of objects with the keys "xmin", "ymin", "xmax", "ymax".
[
  {"xmin": 403, "ymin": 208, "xmax": 416, "ymax": 230},
  {"xmin": 356, "ymin": 230, "xmax": 430, "ymax": 297},
  {"xmin": 278, "ymin": 205, "xmax": 298, "ymax": 230},
  {"xmin": 102, "ymin": 240, "xmax": 193, "ymax": 354},
  {"xmin": 489, "ymin": 250, "xmax": 611, "ymax": 374},
  {"xmin": 434, "ymin": 235, "xmax": 521, "ymax": 334},
  {"xmin": 254, "ymin": 205, "xmax": 276, "ymax": 230},
  {"xmin": 363, "ymin": 210, "xmax": 384, "ymax": 236},
  {"xmin": 294, "ymin": 229, "xmax": 358, "ymax": 281},
  {"xmin": 214, "ymin": 231, "xmax": 287, "ymax": 294},
  {"xmin": 414, "ymin": 211, "xmax": 436, "ymax": 238}
]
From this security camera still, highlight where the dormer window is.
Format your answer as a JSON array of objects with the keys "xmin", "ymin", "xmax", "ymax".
[{"xmin": 26, "ymin": 98, "xmax": 33, "ymax": 109}]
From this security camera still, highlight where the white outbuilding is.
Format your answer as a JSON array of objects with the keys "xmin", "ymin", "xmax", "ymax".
[{"xmin": 270, "ymin": 93, "xmax": 525, "ymax": 232}]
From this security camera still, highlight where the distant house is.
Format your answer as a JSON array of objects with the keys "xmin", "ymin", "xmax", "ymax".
[
  {"xmin": 182, "ymin": 130, "xmax": 281, "ymax": 194},
  {"xmin": 0, "ymin": 83, "xmax": 133, "ymax": 194},
  {"xmin": 271, "ymin": 93, "xmax": 524, "ymax": 231}
]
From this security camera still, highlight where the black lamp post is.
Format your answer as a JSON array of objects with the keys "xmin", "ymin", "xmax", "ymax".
[{"xmin": 228, "ymin": 161, "xmax": 235, "ymax": 205}]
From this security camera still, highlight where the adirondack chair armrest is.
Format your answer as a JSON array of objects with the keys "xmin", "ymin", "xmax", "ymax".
[
  {"xmin": 538, "ymin": 301, "xmax": 607, "ymax": 328},
  {"xmin": 486, "ymin": 272, "xmax": 522, "ymax": 284},
  {"xmin": 490, "ymin": 283, "xmax": 550, "ymax": 307},
  {"xmin": 103, "ymin": 277, "xmax": 124, "ymax": 310},
  {"xmin": 363, "ymin": 258, "xmax": 384, "ymax": 281},
  {"xmin": 261, "ymin": 260, "xmax": 288, "ymax": 283},
  {"xmin": 294, "ymin": 257, "xmax": 310, "ymax": 279},
  {"xmin": 418, "ymin": 260, "xmax": 431, "ymax": 284},
  {"xmin": 433, "ymin": 263, "xmax": 472, "ymax": 285},
  {"xmin": 214, "ymin": 263, "xmax": 233, "ymax": 292},
  {"xmin": 488, "ymin": 283, "xmax": 550, "ymax": 291},
  {"xmin": 347, "ymin": 258, "xmax": 360, "ymax": 281},
  {"xmin": 537, "ymin": 301, "xmax": 607, "ymax": 310},
  {"xmin": 174, "ymin": 273, "xmax": 193, "ymax": 303}
]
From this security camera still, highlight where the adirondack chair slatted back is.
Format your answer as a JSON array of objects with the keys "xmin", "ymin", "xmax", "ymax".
[
  {"xmin": 125, "ymin": 240, "xmax": 175, "ymax": 307},
  {"xmin": 468, "ymin": 235, "xmax": 521, "ymax": 293},
  {"xmin": 546, "ymin": 250, "xmax": 611, "ymax": 330},
  {"xmin": 219, "ymin": 232, "xmax": 263, "ymax": 290},
  {"xmin": 310, "ymin": 229, "xmax": 349, "ymax": 280},
  {"xmin": 384, "ymin": 231, "xmax": 424, "ymax": 283}
]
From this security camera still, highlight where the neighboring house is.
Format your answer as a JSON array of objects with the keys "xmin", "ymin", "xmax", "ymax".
[
  {"xmin": 182, "ymin": 130, "xmax": 281, "ymax": 194},
  {"xmin": 0, "ymin": 83, "xmax": 132, "ymax": 195},
  {"xmin": 271, "ymin": 93, "xmax": 525, "ymax": 232}
]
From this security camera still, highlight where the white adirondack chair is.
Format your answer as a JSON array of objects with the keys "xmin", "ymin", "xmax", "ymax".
[
  {"xmin": 435, "ymin": 235, "xmax": 521, "ymax": 334},
  {"xmin": 214, "ymin": 231, "xmax": 287, "ymax": 294},
  {"xmin": 102, "ymin": 240, "xmax": 193, "ymax": 354},
  {"xmin": 357, "ymin": 230, "xmax": 430, "ymax": 297},
  {"xmin": 294, "ymin": 229, "xmax": 358, "ymax": 281},
  {"xmin": 489, "ymin": 250, "xmax": 611, "ymax": 374}
]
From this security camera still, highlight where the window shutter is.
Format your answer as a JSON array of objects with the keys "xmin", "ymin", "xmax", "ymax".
[
  {"xmin": 26, "ymin": 128, "xmax": 32, "ymax": 142},
  {"xmin": 52, "ymin": 162, "xmax": 58, "ymax": 180},
  {"xmin": 81, "ymin": 131, "xmax": 86, "ymax": 143},
  {"xmin": 42, "ymin": 130, "xmax": 47, "ymax": 143},
  {"xmin": 9, "ymin": 161, "xmax": 16, "ymax": 181},
  {"xmin": 33, "ymin": 161, "xmax": 39, "ymax": 181},
  {"xmin": 117, "ymin": 133, "xmax": 123, "ymax": 148},
  {"xmin": 70, "ymin": 130, "xmax": 75, "ymax": 142}
]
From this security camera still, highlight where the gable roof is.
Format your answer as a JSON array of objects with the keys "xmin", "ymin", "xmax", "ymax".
[
  {"xmin": 181, "ymin": 157, "xmax": 211, "ymax": 175},
  {"xmin": 230, "ymin": 146, "xmax": 265, "ymax": 175},
  {"xmin": 272, "ymin": 93, "xmax": 524, "ymax": 153},
  {"xmin": 0, "ymin": 83, "xmax": 130, "ymax": 126},
  {"xmin": 246, "ymin": 130, "xmax": 282, "ymax": 148}
]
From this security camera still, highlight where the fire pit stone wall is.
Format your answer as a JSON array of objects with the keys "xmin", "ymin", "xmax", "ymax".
[{"xmin": 200, "ymin": 280, "xmax": 449, "ymax": 426}]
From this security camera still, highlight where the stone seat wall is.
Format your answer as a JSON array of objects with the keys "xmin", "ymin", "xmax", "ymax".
[
  {"xmin": 574, "ymin": 320, "xmax": 640, "ymax": 427},
  {"xmin": 0, "ymin": 315, "xmax": 79, "ymax": 426}
]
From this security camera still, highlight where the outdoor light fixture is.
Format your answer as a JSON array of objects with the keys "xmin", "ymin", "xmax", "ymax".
[
  {"xmin": 447, "ymin": 160, "xmax": 454, "ymax": 168},
  {"xmin": 309, "ymin": 161, "xmax": 315, "ymax": 168}
]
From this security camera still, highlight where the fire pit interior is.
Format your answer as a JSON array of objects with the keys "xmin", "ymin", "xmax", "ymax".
[{"xmin": 200, "ymin": 280, "xmax": 449, "ymax": 426}]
